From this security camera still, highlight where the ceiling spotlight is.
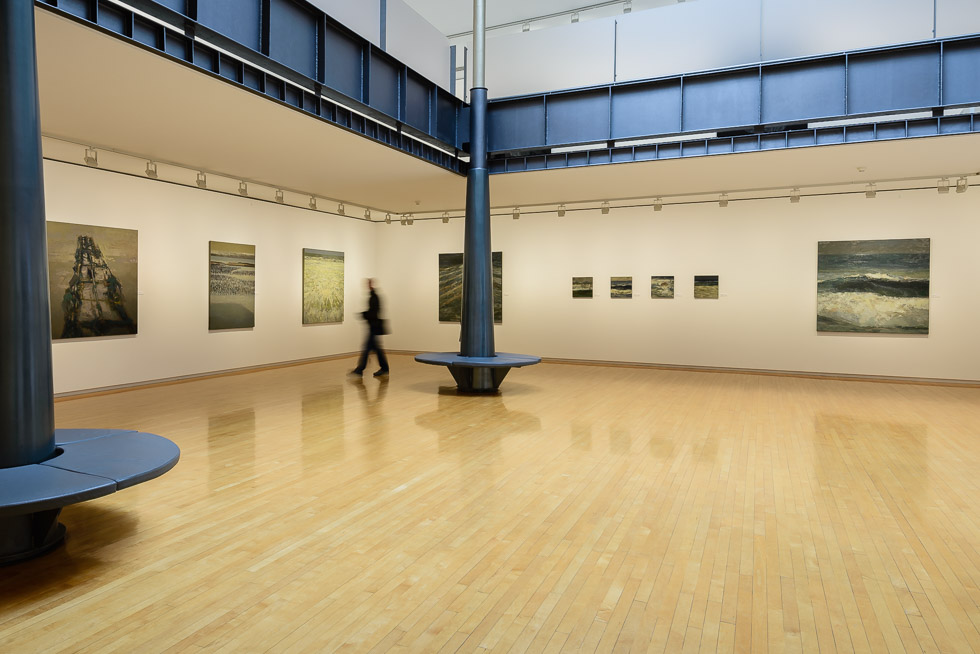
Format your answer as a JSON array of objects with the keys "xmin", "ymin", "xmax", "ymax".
[
  {"xmin": 364, "ymin": 208, "xmax": 372, "ymax": 220},
  {"xmin": 865, "ymin": 183, "xmax": 876, "ymax": 199},
  {"xmin": 309, "ymin": 196, "xmax": 318, "ymax": 210},
  {"xmin": 624, "ymin": 0, "xmax": 632, "ymax": 13},
  {"xmin": 557, "ymin": 204, "xmax": 566, "ymax": 217},
  {"xmin": 84, "ymin": 147, "xmax": 98, "ymax": 167},
  {"xmin": 522, "ymin": 22, "xmax": 530, "ymax": 32},
  {"xmin": 571, "ymin": 11, "xmax": 579, "ymax": 22},
  {"xmin": 145, "ymin": 161, "xmax": 158, "ymax": 179},
  {"xmin": 600, "ymin": 201, "xmax": 610, "ymax": 215},
  {"xmin": 337, "ymin": 202, "xmax": 345, "ymax": 215},
  {"xmin": 956, "ymin": 176, "xmax": 968, "ymax": 193},
  {"xmin": 653, "ymin": 197, "xmax": 663, "ymax": 212},
  {"xmin": 238, "ymin": 181, "xmax": 248, "ymax": 196},
  {"xmin": 719, "ymin": 193, "xmax": 729, "ymax": 208},
  {"xmin": 407, "ymin": 214, "xmax": 414, "ymax": 226},
  {"xmin": 275, "ymin": 189, "xmax": 284, "ymax": 203},
  {"xmin": 385, "ymin": 213, "xmax": 392, "ymax": 224},
  {"xmin": 400, "ymin": 214, "xmax": 408, "ymax": 225},
  {"xmin": 790, "ymin": 188, "xmax": 800, "ymax": 204},
  {"xmin": 938, "ymin": 177, "xmax": 950, "ymax": 194},
  {"xmin": 442, "ymin": 212, "xmax": 450, "ymax": 223},
  {"xmin": 513, "ymin": 207, "xmax": 521, "ymax": 220},
  {"xmin": 196, "ymin": 172, "xmax": 207, "ymax": 189}
]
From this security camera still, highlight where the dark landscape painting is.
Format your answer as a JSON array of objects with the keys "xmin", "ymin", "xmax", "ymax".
[
  {"xmin": 572, "ymin": 276, "xmax": 593, "ymax": 298},
  {"xmin": 209, "ymin": 241, "xmax": 255, "ymax": 330},
  {"xmin": 651, "ymin": 276, "xmax": 674, "ymax": 299},
  {"xmin": 817, "ymin": 238, "xmax": 930, "ymax": 334},
  {"xmin": 47, "ymin": 221, "xmax": 138, "ymax": 340},
  {"xmin": 694, "ymin": 275, "xmax": 719, "ymax": 299},
  {"xmin": 438, "ymin": 251, "xmax": 502, "ymax": 323},
  {"xmin": 610, "ymin": 277, "xmax": 632, "ymax": 299},
  {"xmin": 303, "ymin": 249, "xmax": 344, "ymax": 324}
]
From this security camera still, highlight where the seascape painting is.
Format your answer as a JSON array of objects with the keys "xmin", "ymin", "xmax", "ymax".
[
  {"xmin": 572, "ymin": 277, "xmax": 593, "ymax": 298},
  {"xmin": 209, "ymin": 241, "xmax": 255, "ymax": 330},
  {"xmin": 303, "ymin": 249, "xmax": 344, "ymax": 324},
  {"xmin": 438, "ymin": 251, "xmax": 502, "ymax": 323},
  {"xmin": 651, "ymin": 276, "xmax": 674, "ymax": 299},
  {"xmin": 47, "ymin": 221, "xmax": 138, "ymax": 340},
  {"xmin": 694, "ymin": 276, "xmax": 719, "ymax": 299},
  {"xmin": 817, "ymin": 238, "xmax": 930, "ymax": 334},
  {"xmin": 610, "ymin": 277, "xmax": 632, "ymax": 299}
]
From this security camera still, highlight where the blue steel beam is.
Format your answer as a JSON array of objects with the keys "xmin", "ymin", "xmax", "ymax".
[
  {"xmin": 486, "ymin": 34, "xmax": 980, "ymax": 158},
  {"xmin": 36, "ymin": 0, "xmax": 466, "ymax": 174}
]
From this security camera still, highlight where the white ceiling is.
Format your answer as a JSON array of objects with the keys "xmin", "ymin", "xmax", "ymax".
[
  {"xmin": 402, "ymin": 0, "xmax": 674, "ymax": 36},
  {"xmin": 35, "ymin": 7, "xmax": 980, "ymax": 217}
]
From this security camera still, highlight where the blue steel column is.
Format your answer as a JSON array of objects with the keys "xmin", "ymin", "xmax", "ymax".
[
  {"xmin": 459, "ymin": 0, "xmax": 494, "ymax": 360},
  {"xmin": 0, "ymin": 0, "xmax": 56, "ymax": 469}
]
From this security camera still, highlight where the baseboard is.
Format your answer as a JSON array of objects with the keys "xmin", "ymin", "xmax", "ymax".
[
  {"xmin": 387, "ymin": 349, "xmax": 980, "ymax": 388},
  {"xmin": 54, "ymin": 352, "xmax": 360, "ymax": 401}
]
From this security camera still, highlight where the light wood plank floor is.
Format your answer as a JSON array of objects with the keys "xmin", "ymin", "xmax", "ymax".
[{"xmin": 2, "ymin": 354, "xmax": 980, "ymax": 653}]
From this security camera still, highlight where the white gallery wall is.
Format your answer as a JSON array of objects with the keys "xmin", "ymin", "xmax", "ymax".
[
  {"xmin": 44, "ymin": 161, "xmax": 375, "ymax": 395},
  {"xmin": 375, "ymin": 186, "xmax": 980, "ymax": 382}
]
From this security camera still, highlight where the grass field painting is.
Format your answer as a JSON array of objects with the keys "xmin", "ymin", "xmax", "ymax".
[
  {"xmin": 303, "ymin": 249, "xmax": 344, "ymax": 324},
  {"xmin": 438, "ymin": 251, "xmax": 502, "ymax": 323}
]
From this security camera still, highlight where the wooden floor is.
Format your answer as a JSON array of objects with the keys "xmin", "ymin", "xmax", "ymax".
[{"xmin": 2, "ymin": 354, "xmax": 980, "ymax": 653}]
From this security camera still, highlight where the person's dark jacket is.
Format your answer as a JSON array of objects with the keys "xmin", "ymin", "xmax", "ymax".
[{"xmin": 362, "ymin": 289, "xmax": 383, "ymax": 335}]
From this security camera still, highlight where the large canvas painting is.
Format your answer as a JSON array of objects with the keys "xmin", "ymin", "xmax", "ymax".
[
  {"xmin": 438, "ymin": 251, "xmax": 502, "ymax": 323},
  {"xmin": 302, "ymin": 249, "xmax": 344, "ymax": 324},
  {"xmin": 651, "ymin": 276, "xmax": 675, "ymax": 299},
  {"xmin": 694, "ymin": 275, "xmax": 719, "ymax": 299},
  {"xmin": 47, "ymin": 221, "xmax": 138, "ymax": 340},
  {"xmin": 209, "ymin": 241, "xmax": 255, "ymax": 330},
  {"xmin": 572, "ymin": 277, "xmax": 593, "ymax": 298},
  {"xmin": 817, "ymin": 238, "xmax": 930, "ymax": 334},
  {"xmin": 610, "ymin": 277, "xmax": 632, "ymax": 299}
]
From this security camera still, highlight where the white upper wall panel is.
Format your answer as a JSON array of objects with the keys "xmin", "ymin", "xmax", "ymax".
[
  {"xmin": 387, "ymin": 0, "xmax": 452, "ymax": 90},
  {"xmin": 936, "ymin": 0, "xmax": 980, "ymax": 37},
  {"xmin": 487, "ymin": 18, "xmax": 615, "ymax": 98},
  {"xmin": 306, "ymin": 0, "xmax": 381, "ymax": 47},
  {"xmin": 762, "ymin": 0, "xmax": 934, "ymax": 62},
  {"xmin": 616, "ymin": 0, "xmax": 761, "ymax": 82}
]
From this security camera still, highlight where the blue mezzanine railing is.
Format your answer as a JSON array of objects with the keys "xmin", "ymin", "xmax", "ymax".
[
  {"xmin": 37, "ymin": 0, "xmax": 467, "ymax": 174},
  {"xmin": 486, "ymin": 34, "xmax": 980, "ymax": 172}
]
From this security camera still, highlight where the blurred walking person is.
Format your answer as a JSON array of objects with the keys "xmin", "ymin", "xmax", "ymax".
[{"xmin": 350, "ymin": 278, "xmax": 389, "ymax": 377}]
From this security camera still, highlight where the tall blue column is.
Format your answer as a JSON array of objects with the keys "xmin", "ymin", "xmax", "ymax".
[
  {"xmin": 0, "ymin": 0, "xmax": 56, "ymax": 469},
  {"xmin": 459, "ymin": 87, "xmax": 494, "ymax": 359}
]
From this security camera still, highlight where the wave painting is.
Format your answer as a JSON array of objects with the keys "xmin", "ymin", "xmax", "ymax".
[{"xmin": 817, "ymin": 238, "xmax": 930, "ymax": 334}]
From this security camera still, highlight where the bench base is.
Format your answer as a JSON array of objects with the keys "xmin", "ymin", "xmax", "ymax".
[
  {"xmin": 0, "ymin": 510, "xmax": 65, "ymax": 565},
  {"xmin": 415, "ymin": 352, "xmax": 542, "ymax": 392}
]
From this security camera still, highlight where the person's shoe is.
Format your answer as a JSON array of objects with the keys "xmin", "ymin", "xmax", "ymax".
[
  {"xmin": 373, "ymin": 369, "xmax": 389, "ymax": 377},
  {"xmin": 348, "ymin": 369, "xmax": 363, "ymax": 376}
]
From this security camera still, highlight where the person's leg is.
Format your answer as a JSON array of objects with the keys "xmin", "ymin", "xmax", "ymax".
[
  {"xmin": 375, "ymin": 338, "xmax": 389, "ymax": 373},
  {"xmin": 352, "ymin": 332, "xmax": 371, "ymax": 373}
]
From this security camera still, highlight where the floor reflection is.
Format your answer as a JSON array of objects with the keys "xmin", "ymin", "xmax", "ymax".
[
  {"xmin": 301, "ymin": 385, "xmax": 345, "ymax": 471},
  {"xmin": 207, "ymin": 407, "xmax": 256, "ymax": 491},
  {"xmin": 348, "ymin": 376, "xmax": 390, "ymax": 467}
]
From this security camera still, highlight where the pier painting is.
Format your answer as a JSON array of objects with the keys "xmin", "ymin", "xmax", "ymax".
[
  {"xmin": 438, "ymin": 251, "xmax": 502, "ymax": 323},
  {"xmin": 694, "ymin": 275, "xmax": 719, "ymax": 299},
  {"xmin": 651, "ymin": 276, "xmax": 675, "ymax": 299},
  {"xmin": 817, "ymin": 238, "xmax": 930, "ymax": 334},
  {"xmin": 610, "ymin": 277, "xmax": 632, "ymax": 299},
  {"xmin": 209, "ymin": 241, "xmax": 255, "ymax": 330},
  {"xmin": 572, "ymin": 277, "xmax": 593, "ymax": 298},
  {"xmin": 47, "ymin": 221, "xmax": 138, "ymax": 340},
  {"xmin": 303, "ymin": 249, "xmax": 344, "ymax": 324}
]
